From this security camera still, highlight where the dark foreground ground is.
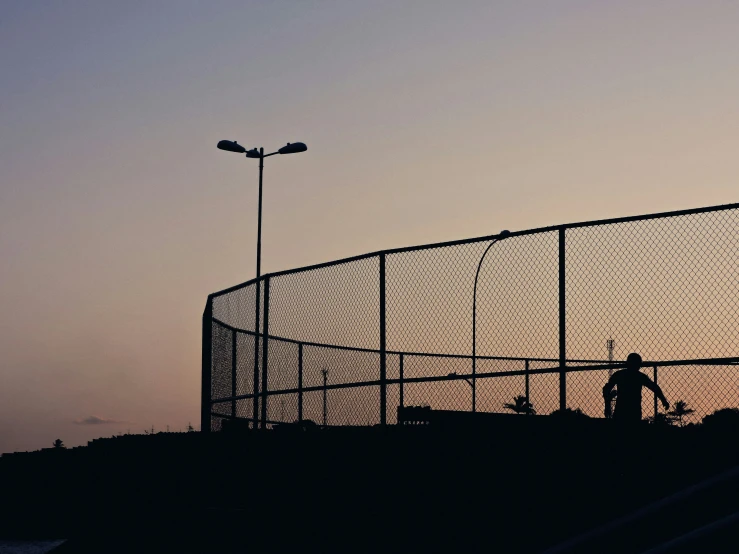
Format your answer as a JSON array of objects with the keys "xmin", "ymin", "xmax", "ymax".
[{"xmin": 2, "ymin": 413, "xmax": 739, "ymax": 553}]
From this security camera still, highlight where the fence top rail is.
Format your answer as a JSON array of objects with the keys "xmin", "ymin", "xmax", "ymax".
[
  {"xmin": 210, "ymin": 317, "xmax": 609, "ymax": 364},
  {"xmin": 210, "ymin": 356, "xmax": 739, "ymax": 403},
  {"xmin": 208, "ymin": 201, "xmax": 739, "ymax": 298}
]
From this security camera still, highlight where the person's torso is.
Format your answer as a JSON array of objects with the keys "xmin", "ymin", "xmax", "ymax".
[{"xmin": 614, "ymin": 371, "xmax": 645, "ymax": 415}]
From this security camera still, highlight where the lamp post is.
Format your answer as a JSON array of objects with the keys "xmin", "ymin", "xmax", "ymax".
[
  {"xmin": 217, "ymin": 140, "xmax": 308, "ymax": 428},
  {"xmin": 471, "ymin": 230, "xmax": 511, "ymax": 413}
]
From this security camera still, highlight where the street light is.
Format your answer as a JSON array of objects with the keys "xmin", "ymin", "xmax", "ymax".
[
  {"xmin": 217, "ymin": 139, "xmax": 308, "ymax": 428},
  {"xmin": 471, "ymin": 230, "xmax": 511, "ymax": 413}
]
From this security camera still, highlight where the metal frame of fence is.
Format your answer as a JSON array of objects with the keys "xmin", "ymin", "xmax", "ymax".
[{"xmin": 203, "ymin": 202, "xmax": 739, "ymax": 432}]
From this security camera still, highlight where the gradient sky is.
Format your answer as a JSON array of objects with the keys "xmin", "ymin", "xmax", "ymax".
[{"xmin": 2, "ymin": 1, "xmax": 739, "ymax": 452}]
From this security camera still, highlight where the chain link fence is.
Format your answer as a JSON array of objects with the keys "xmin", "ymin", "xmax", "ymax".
[{"xmin": 203, "ymin": 203, "xmax": 739, "ymax": 431}]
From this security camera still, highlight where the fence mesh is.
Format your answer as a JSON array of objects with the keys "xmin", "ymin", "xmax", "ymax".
[{"xmin": 206, "ymin": 204, "xmax": 739, "ymax": 430}]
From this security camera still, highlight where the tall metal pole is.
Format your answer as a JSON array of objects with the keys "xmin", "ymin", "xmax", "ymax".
[
  {"xmin": 260, "ymin": 276, "xmax": 270, "ymax": 429},
  {"xmin": 558, "ymin": 227, "xmax": 567, "ymax": 411},
  {"xmin": 252, "ymin": 148, "xmax": 265, "ymax": 429},
  {"xmin": 379, "ymin": 253, "xmax": 387, "ymax": 426}
]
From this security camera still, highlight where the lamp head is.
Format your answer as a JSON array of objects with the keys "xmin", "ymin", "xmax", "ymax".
[
  {"xmin": 278, "ymin": 142, "xmax": 308, "ymax": 155},
  {"xmin": 245, "ymin": 148, "xmax": 261, "ymax": 158},
  {"xmin": 217, "ymin": 140, "xmax": 246, "ymax": 154}
]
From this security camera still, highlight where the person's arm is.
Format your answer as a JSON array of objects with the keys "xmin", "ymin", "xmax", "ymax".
[
  {"xmin": 603, "ymin": 375, "xmax": 616, "ymax": 416},
  {"xmin": 643, "ymin": 374, "xmax": 670, "ymax": 410}
]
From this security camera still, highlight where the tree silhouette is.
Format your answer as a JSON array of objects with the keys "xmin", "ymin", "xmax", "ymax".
[
  {"xmin": 667, "ymin": 400, "xmax": 695, "ymax": 427},
  {"xmin": 52, "ymin": 439, "xmax": 65, "ymax": 449},
  {"xmin": 503, "ymin": 395, "xmax": 535, "ymax": 415}
]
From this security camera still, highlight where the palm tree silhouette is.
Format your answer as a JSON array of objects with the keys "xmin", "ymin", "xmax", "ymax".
[
  {"xmin": 645, "ymin": 413, "xmax": 673, "ymax": 426},
  {"xmin": 503, "ymin": 395, "xmax": 535, "ymax": 415},
  {"xmin": 667, "ymin": 400, "xmax": 695, "ymax": 427}
]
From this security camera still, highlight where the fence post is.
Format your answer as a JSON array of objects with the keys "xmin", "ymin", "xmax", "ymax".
[
  {"xmin": 380, "ymin": 253, "xmax": 387, "ymax": 426},
  {"xmin": 201, "ymin": 297, "xmax": 213, "ymax": 434},
  {"xmin": 653, "ymin": 365, "xmax": 658, "ymax": 420},
  {"xmin": 399, "ymin": 353, "xmax": 404, "ymax": 410},
  {"xmin": 525, "ymin": 359, "xmax": 530, "ymax": 415},
  {"xmin": 231, "ymin": 329, "xmax": 237, "ymax": 419},
  {"xmin": 298, "ymin": 342, "xmax": 303, "ymax": 423},
  {"xmin": 260, "ymin": 276, "xmax": 271, "ymax": 429},
  {"xmin": 253, "ymin": 279, "xmax": 261, "ymax": 429},
  {"xmin": 559, "ymin": 227, "xmax": 567, "ymax": 411}
]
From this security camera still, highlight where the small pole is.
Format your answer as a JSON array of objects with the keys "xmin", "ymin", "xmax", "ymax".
[
  {"xmin": 298, "ymin": 343, "xmax": 303, "ymax": 422},
  {"xmin": 525, "ymin": 359, "xmax": 530, "ymax": 415},
  {"xmin": 399, "ymin": 354, "xmax": 405, "ymax": 409},
  {"xmin": 653, "ymin": 365, "xmax": 658, "ymax": 420},
  {"xmin": 322, "ymin": 368, "xmax": 329, "ymax": 427},
  {"xmin": 260, "ymin": 277, "xmax": 270, "ymax": 429},
  {"xmin": 201, "ymin": 297, "xmax": 213, "ymax": 434},
  {"xmin": 231, "ymin": 329, "xmax": 237, "ymax": 418}
]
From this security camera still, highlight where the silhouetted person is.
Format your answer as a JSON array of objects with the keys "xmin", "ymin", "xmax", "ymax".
[{"xmin": 603, "ymin": 353, "xmax": 669, "ymax": 422}]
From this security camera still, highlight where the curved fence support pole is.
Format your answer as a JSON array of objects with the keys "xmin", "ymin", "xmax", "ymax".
[
  {"xmin": 380, "ymin": 253, "xmax": 387, "ymax": 426},
  {"xmin": 260, "ymin": 276, "xmax": 271, "ymax": 429},
  {"xmin": 559, "ymin": 228, "xmax": 567, "ymax": 411}
]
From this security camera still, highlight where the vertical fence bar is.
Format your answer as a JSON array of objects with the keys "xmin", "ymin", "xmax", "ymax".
[
  {"xmin": 298, "ymin": 342, "xmax": 304, "ymax": 423},
  {"xmin": 231, "ymin": 329, "xmax": 237, "ymax": 419},
  {"xmin": 653, "ymin": 365, "xmax": 658, "ymax": 420},
  {"xmin": 399, "ymin": 353, "xmax": 404, "ymax": 410},
  {"xmin": 379, "ymin": 253, "xmax": 387, "ymax": 427},
  {"xmin": 525, "ymin": 359, "xmax": 530, "ymax": 415},
  {"xmin": 201, "ymin": 297, "xmax": 213, "ymax": 434},
  {"xmin": 253, "ymin": 279, "xmax": 261, "ymax": 429},
  {"xmin": 260, "ymin": 277, "xmax": 271, "ymax": 429},
  {"xmin": 559, "ymin": 227, "xmax": 567, "ymax": 411},
  {"xmin": 322, "ymin": 369, "xmax": 328, "ymax": 426}
]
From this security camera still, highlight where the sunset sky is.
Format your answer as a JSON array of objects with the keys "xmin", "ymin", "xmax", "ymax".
[{"xmin": 2, "ymin": 1, "xmax": 739, "ymax": 452}]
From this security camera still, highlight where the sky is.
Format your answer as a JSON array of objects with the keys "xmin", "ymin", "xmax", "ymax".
[{"xmin": 2, "ymin": 1, "xmax": 739, "ymax": 452}]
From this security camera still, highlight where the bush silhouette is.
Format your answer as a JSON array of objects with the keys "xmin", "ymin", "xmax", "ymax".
[
  {"xmin": 702, "ymin": 408, "xmax": 739, "ymax": 431},
  {"xmin": 549, "ymin": 408, "xmax": 590, "ymax": 419}
]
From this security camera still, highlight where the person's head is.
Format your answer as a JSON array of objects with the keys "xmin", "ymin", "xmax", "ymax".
[{"xmin": 626, "ymin": 353, "xmax": 642, "ymax": 371}]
